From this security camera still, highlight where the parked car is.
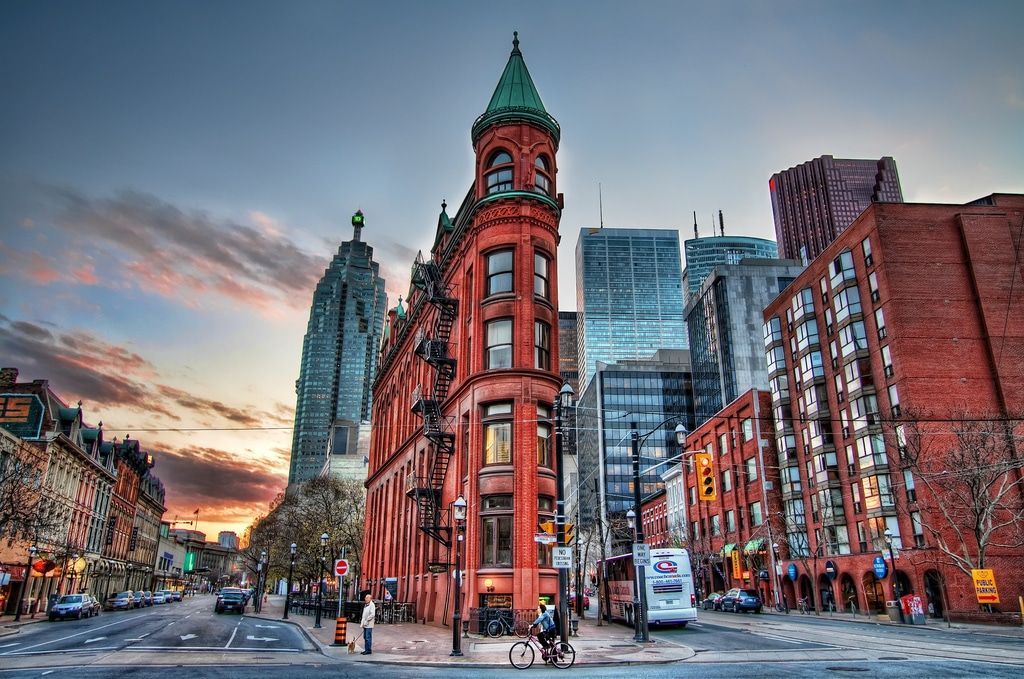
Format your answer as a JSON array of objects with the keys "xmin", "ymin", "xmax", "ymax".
[
  {"xmin": 720, "ymin": 588, "xmax": 763, "ymax": 613},
  {"xmin": 169, "ymin": 589, "xmax": 183, "ymax": 602},
  {"xmin": 105, "ymin": 591, "xmax": 135, "ymax": 611},
  {"xmin": 49, "ymin": 594, "xmax": 95, "ymax": 620},
  {"xmin": 143, "ymin": 591, "xmax": 154, "ymax": 606},
  {"xmin": 215, "ymin": 591, "xmax": 246, "ymax": 614},
  {"xmin": 569, "ymin": 593, "xmax": 590, "ymax": 609},
  {"xmin": 701, "ymin": 592, "xmax": 724, "ymax": 610},
  {"xmin": 152, "ymin": 591, "xmax": 167, "ymax": 604},
  {"xmin": 85, "ymin": 594, "xmax": 102, "ymax": 616},
  {"xmin": 132, "ymin": 591, "xmax": 145, "ymax": 607}
]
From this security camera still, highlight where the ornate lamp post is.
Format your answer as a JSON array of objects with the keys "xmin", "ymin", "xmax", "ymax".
[
  {"xmin": 554, "ymin": 381, "xmax": 574, "ymax": 645},
  {"xmin": 284, "ymin": 542, "xmax": 296, "ymax": 620},
  {"xmin": 13, "ymin": 545, "xmax": 38, "ymax": 622},
  {"xmin": 625, "ymin": 509, "xmax": 642, "ymax": 640},
  {"xmin": 883, "ymin": 528, "xmax": 902, "ymax": 622},
  {"xmin": 314, "ymin": 532, "xmax": 328, "ymax": 628},
  {"xmin": 451, "ymin": 495, "xmax": 467, "ymax": 657},
  {"xmin": 257, "ymin": 550, "xmax": 267, "ymax": 613},
  {"xmin": 772, "ymin": 542, "xmax": 788, "ymax": 613}
]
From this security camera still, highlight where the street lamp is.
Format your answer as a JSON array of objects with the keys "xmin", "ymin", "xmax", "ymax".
[
  {"xmin": 284, "ymin": 542, "xmax": 297, "ymax": 620},
  {"xmin": 13, "ymin": 545, "xmax": 38, "ymax": 622},
  {"xmin": 315, "ymin": 533, "xmax": 329, "ymax": 628},
  {"xmin": 629, "ymin": 419, "xmax": 686, "ymax": 643},
  {"xmin": 554, "ymin": 381, "xmax": 575, "ymax": 646},
  {"xmin": 625, "ymin": 509, "xmax": 643, "ymax": 640},
  {"xmin": 772, "ymin": 542, "xmax": 788, "ymax": 613},
  {"xmin": 451, "ymin": 495, "xmax": 467, "ymax": 657},
  {"xmin": 883, "ymin": 528, "xmax": 902, "ymax": 622}
]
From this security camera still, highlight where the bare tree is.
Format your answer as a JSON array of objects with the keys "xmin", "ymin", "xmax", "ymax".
[
  {"xmin": 895, "ymin": 408, "xmax": 1024, "ymax": 578},
  {"xmin": 0, "ymin": 437, "xmax": 55, "ymax": 547}
]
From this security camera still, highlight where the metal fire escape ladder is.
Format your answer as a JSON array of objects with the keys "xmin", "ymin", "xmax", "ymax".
[{"xmin": 407, "ymin": 251, "xmax": 459, "ymax": 548}]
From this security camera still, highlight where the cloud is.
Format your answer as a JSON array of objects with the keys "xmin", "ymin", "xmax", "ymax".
[
  {"xmin": 0, "ymin": 244, "xmax": 64, "ymax": 285},
  {"xmin": 0, "ymin": 316, "xmax": 294, "ymax": 427},
  {"xmin": 44, "ymin": 187, "xmax": 329, "ymax": 313},
  {"xmin": 152, "ymin": 442, "xmax": 286, "ymax": 518}
]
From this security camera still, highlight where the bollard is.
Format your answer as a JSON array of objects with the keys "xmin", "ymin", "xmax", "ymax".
[{"xmin": 333, "ymin": 617, "xmax": 348, "ymax": 646}]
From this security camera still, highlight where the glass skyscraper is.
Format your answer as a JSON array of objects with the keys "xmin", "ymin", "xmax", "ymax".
[
  {"xmin": 685, "ymin": 258, "xmax": 803, "ymax": 424},
  {"xmin": 288, "ymin": 212, "xmax": 387, "ymax": 486},
  {"xmin": 682, "ymin": 235, "xmax": 779, "ymax": 305},
  {"xmin": 575, "ymin": 227, "xmax": 687, "ymax": 391}
]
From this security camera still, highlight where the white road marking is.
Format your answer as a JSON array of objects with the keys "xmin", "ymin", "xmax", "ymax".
[
  {"xmin": 130, "ymin": 646, "xmax": 300, "ymax": 653},
  {"xmin": 225, "ymin": 625, "xmax": 239, "ymax": 649},
  {"xmin": 41, "ymin": 672, "xmax": 54, "ymax": 676},
  {"xmin": 755, "ymin": 632, "xmax": 811, "ymax": 645},
  {"xmin": 83, "ymin": 637, "xmax": 107, "ymax": 644},
  {"xmin": 0, "ymin": 612, "xmax": 153, "ymax": 655},
  {"xmin": 254, "ymin": 624, "xmax": 279, "ymax": 629},
  {"xmin": 246, "ymin": 635, "xmax": 278, "ymax": 642},
  {"xmin": 0, "ymin": 642, "xmax": 20, "ymax": 648},
  {"xmin": 179, "ymin": 634, "xmax": 198, "ymax": 641}
]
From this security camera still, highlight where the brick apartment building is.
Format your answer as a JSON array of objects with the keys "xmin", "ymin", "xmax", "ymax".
[
  {"xmin": 761, "ymin": 194, "xmax": 1023, "ymax": 619},
  {"xmin": 362, "ymin": 34, "xmax": 567, "ymax": 624},
  {"xmin": 678, "ymin": 389, "xmax": 783, "ymax": 606}
]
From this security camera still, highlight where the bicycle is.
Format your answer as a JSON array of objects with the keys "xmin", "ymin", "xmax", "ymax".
[
  {"xmin": 797, "ymin": 597, "xmax": 810, "ymax": 614},
  {"xmin": 509, "ymin": 630, "xmax": 575, "ymax": 669},
  {"xmin": 486, "ymin": 613, "xmax": 530, "ymax": 638}
]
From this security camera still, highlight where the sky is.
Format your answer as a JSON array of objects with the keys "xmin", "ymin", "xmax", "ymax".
[{"xmin": 1, "ymin": 0, "xmax": 1022, "ymax": 539}]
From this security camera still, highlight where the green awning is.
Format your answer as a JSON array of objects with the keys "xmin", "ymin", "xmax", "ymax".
[
  {"xmin": 743, "ymin": 538, "xmax": 765, "ymax": 553},
  {"xmin": 721, "ymin": 543, "xmax": 736, "ymax": 555}
]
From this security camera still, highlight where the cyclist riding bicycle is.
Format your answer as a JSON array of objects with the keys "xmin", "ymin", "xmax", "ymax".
[{"xmin": 531, "ymin": 604, "xmax": 557, "ymax": 653}]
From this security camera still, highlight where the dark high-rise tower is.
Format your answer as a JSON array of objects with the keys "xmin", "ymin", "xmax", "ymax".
[
  {"xmin": 288, "ymin": 211, "xmax": 387, "ymax": 486},
  {"xmin": 770, "ymin": 155, "xmax": 903, "ymax": 262}
]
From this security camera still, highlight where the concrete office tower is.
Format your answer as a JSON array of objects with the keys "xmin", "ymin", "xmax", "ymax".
[
  {"xmin": 287, "ymin": 211, "xmax": 387, "ymax": 486},
  {"xmin": 683, "ymin": 233, "xmax": 779, "ymax": 305},
  {"xmin": 770, "ymin": 155, "xmax": 903, "ymax": 262},
  {"xmin": 575, "ymin": 227, "xmax": 687, "ymax": 390},
  {"xmin": 686, "ymin": 258, "xmax": 804, "ymax": 424}
]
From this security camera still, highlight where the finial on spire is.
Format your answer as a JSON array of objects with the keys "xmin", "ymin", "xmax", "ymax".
[
  {"xmin": 441, "ymin": 199, "xmax": 447, "ymax": 211},
  {"xmin": 512, "ymin": 31, "xmax": 520, "ymax": 53}
]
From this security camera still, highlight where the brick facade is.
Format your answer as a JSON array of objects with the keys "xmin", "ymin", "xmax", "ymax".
[
  {"xmin": 363, "ymin": 36, "xmax": 565, "ymax": 624},
  {"xmin": 761, "ymin": 195, "xmax": 1024, "ymax": 616}
]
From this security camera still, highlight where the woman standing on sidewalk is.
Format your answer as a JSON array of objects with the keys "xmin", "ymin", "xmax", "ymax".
[{"xmin": 360, "ymin": 593, "xmax": 375, "ymax": 655}]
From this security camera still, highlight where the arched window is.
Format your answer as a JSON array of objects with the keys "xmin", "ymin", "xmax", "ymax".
[
  {"xmin": 486, "ymin": 150, "xmax": 514, "ymax": 194},
  {"xmin": 534, "ymin": 155, "xmax": 552, "ymax": 195}
]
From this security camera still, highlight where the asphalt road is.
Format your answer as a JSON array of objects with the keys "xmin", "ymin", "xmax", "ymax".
[{"xmin": 0, "ymin": 595, "xmax": 314, "ymax": 661}]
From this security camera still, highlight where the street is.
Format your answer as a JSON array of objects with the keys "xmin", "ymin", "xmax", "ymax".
[{"xmin": 1, "ymin": 597, "xmax": 1022, "ymax": 677}]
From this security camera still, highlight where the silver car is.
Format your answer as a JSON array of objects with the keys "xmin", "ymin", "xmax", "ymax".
[{"xmin": 49, "ymin": 594, "xmax": 95, "ymax": 621}]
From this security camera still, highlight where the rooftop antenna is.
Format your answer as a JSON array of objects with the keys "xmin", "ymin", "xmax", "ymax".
[
  {"xmin": 719, "ymin": 210, "xmax": 725, "ymax": 237},
  {"xmin": 693, "ymin": 211, "xmax": 698, "ymax": 239},
  {"xmin": 598, "ymin": 183, "xmax": 604, "ymax": 229}
]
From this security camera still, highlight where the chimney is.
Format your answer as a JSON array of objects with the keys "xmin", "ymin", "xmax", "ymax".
[{"xmin": 0, "ymin": 367, "xmax": 18, "ymax": 389}]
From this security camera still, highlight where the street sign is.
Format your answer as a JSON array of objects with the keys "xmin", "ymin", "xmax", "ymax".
[
  {"xmin": 553, "ymin": 546, "xmax": 572, "ymax": 569},
  {"xmin": 824, "ymin": 560, "xmax": 838, "ymax": 580},
  {"xmin": 872, "ymin": 555, "xmax": 887, "ymax": 579},
  {"xmin": 534, "ymin": 533, "xmax": 557, "ymax": 544},
  {"xmin": 971, "ymin": 569, "xmax": 1000, "ymax": 604},
  {"xmin": 334, "ymin": 559, "xmax": 349, "ymax": 576},
  {"xmin": 787, "ymin": 563, "xmax": 798, "ymax": 581},
  {"xmin": 632, "ymin": 543, "xmax": 651, "ymax": 568}
]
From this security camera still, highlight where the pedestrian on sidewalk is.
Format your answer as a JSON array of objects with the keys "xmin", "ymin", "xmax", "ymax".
[{"xmin": 359, "ymin": 592, "xmax": 375, "ymax": 655}]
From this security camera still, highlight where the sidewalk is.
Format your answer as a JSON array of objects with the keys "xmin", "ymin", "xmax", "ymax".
[
  {"xmin": 252, "ymin": 595, "xmax": 695, "ymax": 667},
  {"xmin": 0, "ymin": 612, "xmax": 47, "ymax": 637},
  {"xmin": 758, "ymin": 606, "xmax": 1024, "ymax": 637}
]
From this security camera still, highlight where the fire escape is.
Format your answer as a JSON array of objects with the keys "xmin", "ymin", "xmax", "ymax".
[{"xmin": 407, "ymin": 251, "xmax": 458, "ymax": 548}]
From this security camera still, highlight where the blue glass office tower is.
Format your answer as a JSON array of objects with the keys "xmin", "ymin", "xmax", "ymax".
[
  {"xmin": 288, "ymin": 212, "xmax": 387, "ymax": 486},
  {"xmin": 575, "ymin": 227, "xmax": 687, "ymax": 391},
  {"xmin": 682, "ymin": 235, "xmax": 779, "ymax": 305}
]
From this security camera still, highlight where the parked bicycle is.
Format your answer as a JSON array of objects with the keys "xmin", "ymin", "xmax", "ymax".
[
  {"xmin": 508, "ymin": 630, "xmax": 575, "ymax": 669},
  {"xmin": 486, "ymin": 613, "xmax": 530, "ymax": 638},
  {"xmin": 797, "ymin": 597, "xmax": 810, "ymax": 614}
]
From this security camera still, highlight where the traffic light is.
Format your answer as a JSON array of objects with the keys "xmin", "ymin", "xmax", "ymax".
[{"xmin": 696, "ymin": 452, "xmax": 717, "ymax": 501}]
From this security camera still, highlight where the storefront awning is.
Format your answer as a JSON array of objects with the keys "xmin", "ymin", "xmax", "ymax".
[
  {"xmin": 743, "ymin": 538, "xmax": 765, "ymax": 553},
  {"xmin": 721, "ymin": 543, "xmax": 736, "ymax": 555}
]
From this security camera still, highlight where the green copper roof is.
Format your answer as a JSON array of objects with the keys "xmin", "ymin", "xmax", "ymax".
[
  {"xmin": 472, "ymin": 32, "xmax": 560, "ymax": 144},
  {"xmin": 393, "ymin": 296, "xmax": 406, "ymax": 320}
]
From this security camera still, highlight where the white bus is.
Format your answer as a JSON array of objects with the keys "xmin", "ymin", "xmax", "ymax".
[{"xmin": 599, "ymin": 547, "xmax": 698, "ymax": 627}]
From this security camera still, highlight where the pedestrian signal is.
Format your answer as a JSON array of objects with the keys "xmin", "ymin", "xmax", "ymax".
[{"xmin": 696, "ymin": 453, "xmax": 717, "ymax": 501}]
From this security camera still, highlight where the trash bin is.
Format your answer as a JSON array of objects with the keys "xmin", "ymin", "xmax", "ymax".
[{"xmin": 885, "ymin": 600, "xmax": 902, "ymax": 623}]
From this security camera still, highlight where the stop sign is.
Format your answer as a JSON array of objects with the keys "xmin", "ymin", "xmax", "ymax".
[{"xmin": 334, "ymin": 559, "xmax": 349, "ymax": 576}]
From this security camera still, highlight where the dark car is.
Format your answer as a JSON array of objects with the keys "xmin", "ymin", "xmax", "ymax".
[
  {"xmin": 720, "ymin": 587, "xmax": 763, "ymax": 613},
  {"xmin": 215, "ymin": 592, "xmax": 246, "ymax": 614},
  {"xmin": 169, "ymin": 589, "xmax": 183, "ymax": 602},
  {"xmin": 701, "ymin": 592, "xmax": 724, "ymax": 610},
  {"xmin": 84, "ymin": 594, "xmax": 102, "ymax": 617}
]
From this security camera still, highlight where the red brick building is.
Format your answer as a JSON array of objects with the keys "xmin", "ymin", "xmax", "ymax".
[
  {"xmin": 681, "ymin": 389, "xmax": 783, "ymax": 605},
  {"xmin": 363, "ymin": 34, "xmax": 565, "ymax": 624},
  {"xmin": 639, "ymin": 490, "xmax": 669, "ymax": 549},
  {"xmin": 761, "ymin": 194, "xmax": 1024, "ymax": 619}
]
